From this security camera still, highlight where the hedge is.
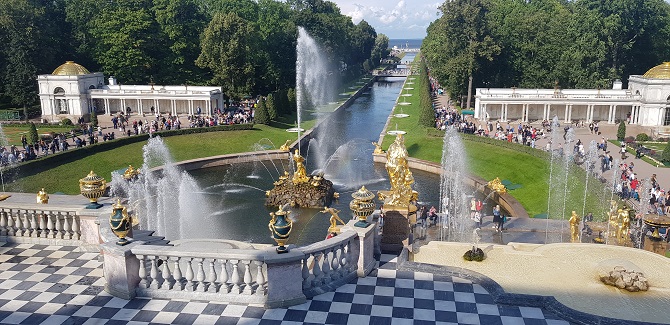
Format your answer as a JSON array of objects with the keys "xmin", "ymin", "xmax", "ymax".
[{"xmin": 10, "ymin": 123, "xmax": 255, "ymax": 178}]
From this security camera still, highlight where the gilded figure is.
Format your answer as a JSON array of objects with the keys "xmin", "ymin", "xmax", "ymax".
[
  {"xmin": 321, "ymin": 207, "xmax": 345, "ymax": 233},
  {"xmin": 36, "ymin": 188, "xmax": 49, "ymax": 204},
  {"xmin": 292, "ymin": 149, "xmax": 310, "ymax": 184},
  {"xmin": 569, "ymin": 211, "xmax": 581, "ymax": 243},
  {"xmin": 384, "ymin": 134, "xmax": 414, "ymax": 207}
]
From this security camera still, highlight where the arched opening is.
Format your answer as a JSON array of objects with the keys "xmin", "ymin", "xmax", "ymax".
[{"xmin": 53, "ymin": 87, "xmax": 68, "ymax": 114}]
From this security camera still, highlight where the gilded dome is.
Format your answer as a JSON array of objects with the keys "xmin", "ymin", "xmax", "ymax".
[
  {"xmin": 52, "ymin": 61, "xmax": 90, "ymax": 76},
  {"xmin": 642, "ymin": 62, "xmax": 670, "ymax": 79}
]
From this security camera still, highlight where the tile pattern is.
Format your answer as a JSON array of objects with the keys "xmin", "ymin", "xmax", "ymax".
[{"xmin": 0, "ymin": 243, "xmax": 571, "ymax": 325}]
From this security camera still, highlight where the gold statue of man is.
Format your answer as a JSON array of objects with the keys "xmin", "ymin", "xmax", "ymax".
[
  {"xmin": 384, "ymin": 134, "xmax": 414, "ymax": 207},
  {"xmin": 36, "ymin": 188, "xmax": 49, "ymax": 204},
  {"xmin": 292, "ymin": 149, "xmax": 309, "ymax": 184},
  {"xmin": 321, "ymin": 207, "xmax": 345, "ymax": 234},
  {"xmin": 569, "ymin": 211, "xmax": 581, "ymax": 243},
  {"xmin": 372, "ymin": 141, "xmax": 384, "ymax": 154},
  {"xmin": 617, "ymin": 209, "xmax": 630, "ymax": 245},
  {"xmin": 279, "ymin": 140, "xmax": 291, "ymax": 152}
]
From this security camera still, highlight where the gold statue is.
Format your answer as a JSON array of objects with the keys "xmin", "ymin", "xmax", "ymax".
[
  {"xmin": 372, "ymin": 141, "xmax": 384, "ymax": 154},
  {"xmin": 36, "ymin": 188, "xmax": 49, "ymax": 204},
  {"xmin": 321, "ymin": 207, "xmax": 345, "ymax": 233},
  {"xmin": 608, "ymin": 201, "xmax": 619, "ymax": 229},
  {"xmin": 569, "ymin": 211, "xmax": 581, "ymax": 243},
  {"xmin": 279, "ymin": 140, "xmax": 292, "ymax": 152},
  {"xmin": 487, "ymin": 177, "xmax": 507, "ymax": 194},
  {"xmin": 292, "ymin": 149, "xmax": 310, "ymax": 184},
  {"xmin": 384, "ymin": 134, "xmax": 415, "ymax": 207},
  {"xmin": 123, "ymin": 165, "xmax": 140, "ymax": 181},
  {"xmin": 617, "ymin": 209, "xmax": 630, "ymax": 245}
]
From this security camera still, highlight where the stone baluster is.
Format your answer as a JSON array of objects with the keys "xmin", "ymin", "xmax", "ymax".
[
  {"xmin": 6, "ymin": 209, "xmax": 14, "ymax": 236},
  {"xmin": 159, "ymin": 256, "xmax": 173, "ymax": 290},
  {"xmin": 0, "ymin": 209, "xmax": 7, "ymax": 236},
  {"xmin": 242, "ymin": 260, "xmax": 253, "ymax": 294},
  {"xmin": 171, "ymin": 257, "xmax": 183, "ymax": 290},
  {"xmin": 346, "ymin": 240, "xmax": 355, "ymax": 272},
  {"xmin": 321, "ymin": 249, "xmax": 332, "ymax": 284},
  {"xmin": 230, "ymin": 259, "xmax": 242, "ymax": 293},
  {"xmin": 196, "ymin": 258, "xmax": 206, "ymax": 292},
  {"xmin": 312, "ymin": 253, "xmax": 323, "ymax": 286},
  {"xmin": 71, "ymin": 214, "xmax": 80, "ymax": 240},
  {"xmin": 218, "ymin": 259, "xmax": 230, "ymax": 293},
  {"xmin": 39, "ymin": 212, "xmax": 47, "ymax": 238},
  {"xmin": 330, "ymin": 247, "xmax": 340, "ymax": 280},
  {"xmin": 62, "ymin": 212, "xmax": 72, "ymax": 240},
  {"xmin": 53, "ymin": 212, "xmax": 63, "ymax": 239},
  {"xmin": 184, "ymin": 258, "xmax": 195, "ymax": 291},
  {"xmin": 206, "ymin": 259, "xmax": 217, "ymax": 293},
  {"xmin": 137, "ymin": 255, "xmax": 148, "ymax": 288},
  {"xmin": 254, "ymin": 260, "xmax": 266, "ymax": 296},
  {"xmin": 21, "ymin": 210, "xmax": 30, "ymax": 236},
  {"xmin": 149, "ymin": 256, "xmax": 160, "ymax": 289},
  {"xmin": 339, "ymin": 243, "xmax": 348, "ymax": 276},
  {"xmin": 301, "ymin": 256, "xmax": 311, "ymax": 289},
  {"xmin": 45, "ymin": 212, "xmax": 54, "ymax": 238},
  {"xmin": 30, "ymin": 211, "xmax": 38, "ymax": 238}
]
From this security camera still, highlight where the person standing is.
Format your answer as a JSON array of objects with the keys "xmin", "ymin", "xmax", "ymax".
[{"xmin": 493, "ymin": 205, "xmax": 502, "ymax": 231}]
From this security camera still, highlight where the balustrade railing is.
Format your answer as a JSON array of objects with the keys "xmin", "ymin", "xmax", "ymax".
[
  {"xmin": 0, "ymin": 207, "xmax": 81, "ymax": 241},
  {"xmin": 299, "ymin": 230, "xmax": 358, "ymax": 297}
]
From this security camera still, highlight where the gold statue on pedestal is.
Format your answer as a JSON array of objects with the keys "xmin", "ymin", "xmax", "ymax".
[
  {"xmin": 569, "ymin": 211, "xmax": 581, "ymax": 243},
  {"xmin": 279, "ymin": 140, "xmax": 292, "ymax": 152},
  {"xmin": 36, "ymin": 188, "xmax": 49, "ymax": 204},
  {"xmin": 487, "ymin": 177, "xmax": 507, "ymax": 194},
  {"xmin": 292, "ymin": 149, "xmax": 310, "ymax": 184},
  {"xmin": 123, "ymin": 165, "xmax": 140, "ymax": 181},
  {"xmin": 372, "ymin": 141, "xmax": 384, "ymax": 154},
  {"xmin": 321, "ymin": 207, "xmax": 345, "ymax": 234},
  {"xmin": 383, "ymin": 134, "xmax": 415, "ymax": 207},
  {"xmin": 617, "ymin": 209, "xmax": 630, "ymax": 245}
]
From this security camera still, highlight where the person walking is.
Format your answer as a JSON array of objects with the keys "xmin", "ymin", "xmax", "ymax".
[{"xmin": 493, "ymin": 205, "xmax": 503, "ymax": 231}]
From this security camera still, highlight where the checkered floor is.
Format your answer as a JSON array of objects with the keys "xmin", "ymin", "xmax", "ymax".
[{"xmin": 0, "ymin": 243, "xmax": 572, "ymax": 325}]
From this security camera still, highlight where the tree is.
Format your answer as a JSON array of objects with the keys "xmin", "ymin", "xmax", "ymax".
[
  {"xmin": 662, "ymin": 138, "xmax": 670, "ymax": 164},
  {"xmin": 418, "ymin": 58, "xmax": 435, "ymax": 127},
  {"xmin": 266, "ymin": 93, "xmax": 277, "ymax": 121},
  {"xmin": 254, "ymin": 97, "xmax": 270, "ymax": 125},
  {"xmin": 90, "ymin": 109, "xmax": 98, "ymax": 128},
  {"xmin": 196, "ymin": 12, "xmax": 258, "ymax": 98},
  {"xmin": 28, "ymin": 122, "xmax": 38, "ymax": 144},
  {"xmin": 287, "ymin": 88, "xmax": 297, "ymax": 115},
  {"xmin": 371, "ymin": 34, "xmax": 390, "ymax": 67},
  {"xmin": 617, "ymin": 121, "xmax": 626, "ymax": 141}
]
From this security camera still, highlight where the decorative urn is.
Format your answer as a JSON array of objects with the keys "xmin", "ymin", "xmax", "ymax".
[
  {"xmin": 123, "ymin": 165, "xmax": 140, "ymax": 181},
  {"xmin": 36, "ymin": 188, "xmax": 49, "ymax": 204},
  {"xmin": 109, "ymin": 199, "xmax": 132, "ymax": 246},
  {"xmin": 350, "ymin": 186, "xmax": 376, "ymax": 228},
  {"xmin": 268, "ymin": 205, "xmax": 293, "ymax": 253},
  {"xmin": 79, "ymin": 170, "xmax": 106, "ymax": 209}
]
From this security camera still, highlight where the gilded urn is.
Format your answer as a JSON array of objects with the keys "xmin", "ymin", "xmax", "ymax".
[
  {"xmin": 109, "ymin": 199, "xmax": 132, "ymax": 246},
  {"xmin": 79, "ymin": 170, "xmax": 106, "ymax": 209},
  {"xmin": 268, "ymin": 205, "xmax": 293, "ymax": 253},
  {"xmin": 123, "ymin": 165, "xmax": 140, "ymax": 181},
  {"xmin": 350, "ymin": 186, "xmax": 375, "ymax": 228}
]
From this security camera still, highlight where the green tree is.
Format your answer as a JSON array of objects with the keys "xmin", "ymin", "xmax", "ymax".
[
  {"xmin": 418, "ymin": 58, "xmax": 435, "ymax": 127},
  {"xmin": 254, "ymin": 97, "xmax": 270, "ymax": 125},
  {"xmin": 617, "ymin": 121, "xmax": 626, "ymax": 141},
  {"xmin": 371, "ymin": 34, "xmax": 390, "ymax": 67},
  {"xmin": 196, "ymin": 12, "xmax": 258, "ymax": 98},
  {"xmin": 255, "ymin": 0, "xmax": 296, "ymax": 94},
  {"xmin": 662, "ymin": 139, "xmax": 670, "ymax": 164},
  {"xmin": 287, "ymin": 88, "xmax": 297, "ymax": 115},
  {"xmin": 90, "ymin": 109, "xmax": 98, "ymax": 128},
  {"xmin": 28, "ymin": 122, "xmax": 38, "ymax": 144},
  {"xmin": 266, "ymin": 93, "xmax": 277, "ymax": 121}
]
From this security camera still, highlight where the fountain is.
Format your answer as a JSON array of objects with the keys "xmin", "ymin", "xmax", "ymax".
[{"xmin": 438, "ymin": 126, "xmax": 470, "ymax": 241}]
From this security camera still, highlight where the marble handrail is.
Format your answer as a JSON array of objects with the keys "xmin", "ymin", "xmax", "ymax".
[
  {"xmin": 298, "ymin": 230, "xmax": 358, "ymax": 297},
  {"xmin": 0, "ymin": 207, "xmax": 81, "ymax": 241}
]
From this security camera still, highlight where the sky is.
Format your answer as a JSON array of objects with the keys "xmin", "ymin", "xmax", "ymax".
[{"xmin": 330, "ymin": 0, "xmax": 441, "ymax": 39}]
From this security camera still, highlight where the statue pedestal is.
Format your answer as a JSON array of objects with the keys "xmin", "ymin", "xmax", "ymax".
[
  {"xmin": 643, "ymin": 238, "xmax": 668, "ymax": 255},
  {"xmin": 380, "ymin": 205, "xmax": 415, "ymax": 254}
]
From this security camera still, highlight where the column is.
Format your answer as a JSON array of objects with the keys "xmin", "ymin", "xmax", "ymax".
[
  {"xmin": 104, "ymin": 99, "xmax": 110, "ymax": 115},
  {"xmin": 632, "ymin": 106, "xmax": 638, "ymax": 124},
  {"xmin": 568, "ymin": 104, "xmax": 573, "ymax": 123},
  {"xmin": 564, "ymin": 104, "xmax": 569, "ymax": 123},
  {"xmin": 121, "ymin": 99, "xmax": 126, "ymax": 113},
  {"xmin": 612, "ymin": 105, "xmax": 617, "ymax": 124},
  {"xmin": 542, "ymin": 104, "xmax": 548, "ymax": 121},
  {"xmin": 207, "ymin": 100, "xmax": 212, "ymax": 116},
  {"xmin": 155, "ymin": 99, "xmax": 160, "ymax": 115},
  {"xmin": 503, "ymin": 104, "xmax": 508, "ymax": 122},
  {"xmin": 171, "ymin": 100, "xmax": 176, "ymax": 116},
  {"xmin": 607, "ymin": 105, "xmax": 613, "ymax": 124},
  {"xmin": 500, "ymin": 105, "xmax": 505, "ymax": 122},
  {"xmin": 188, "ymin": 100, "xmax": 193, "ymax": 116}
]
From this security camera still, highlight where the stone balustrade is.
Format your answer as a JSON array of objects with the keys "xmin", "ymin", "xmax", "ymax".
[{"xmin": 102, "ymin": 222, "xmax": 376, "ymax": 308}]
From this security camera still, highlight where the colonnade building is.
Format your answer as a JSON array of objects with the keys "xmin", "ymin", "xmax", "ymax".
[
  {"xmin": 38, "ymin": 61, "xmax": 224, "ymax": 122},
  {"xmin": 474, "ymin": 62, "xmax": 670, "ymax": 127}
]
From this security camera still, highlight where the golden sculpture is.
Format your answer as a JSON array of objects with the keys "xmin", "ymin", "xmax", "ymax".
[
  {"xmin": 372, "ymin": 141, "xmax": 384, "ymax": 154},
  {"xmin": 123, "ymin": 165, "xmax": 140, "ymax": 181},
  {"xmin": 487, "ymin": 177, "xmax": 507, "ymax": 194},
  {"xmin": 569, "ymin": 211, "xmax": 581, "ymax": 243},
  {"xmin": 383, "ymin": 134, "xmax": 415, "ymax": 207},
  {"xmin": 333, "ymin": 192, "xmax": 340, "ymax": 199},
  {"xmin": 321, "ymin": 207, "xmax": 345, "ymax": 234},
  {"xmin": 36, "ymin": 188, "xmax": 49, "ymax": 204},
  {"xmin": 617, "ymin": 209, "xmax": 630, "ymax": 245},
  {"xmin": 608, "ymin": 201, "xmax": 619, "ymax": 229},
  {"xmin": 279, "ymin": 140, "xmax": 292, "ymax": 152},
  {"xmin": 292, "ymin": 149, "xmax": 310, "ymax": 184},
  {"xmin": 79, "ymin": 170, "xmax": 106, "ymax": 209}
]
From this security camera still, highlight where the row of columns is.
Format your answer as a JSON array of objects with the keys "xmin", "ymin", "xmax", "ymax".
[
  {"xmin": 479, "ymin": 103, "xmax": 634, "ymax": 124},
  {"xmin": 101, "ymin": 98, "xmax": 213, "ymax": 116}
]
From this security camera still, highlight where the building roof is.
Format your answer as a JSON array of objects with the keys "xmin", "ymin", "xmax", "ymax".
[
  {"xmin": 52, "ymin": 61, "xmax": 91, "ymax": 76},
  {"xmin": 642, "ymin": 62, "xmax": 670, "ymax": 79}
]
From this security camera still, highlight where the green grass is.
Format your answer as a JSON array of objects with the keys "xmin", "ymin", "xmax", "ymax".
[{"xmin": 1, "ymin": 125, "xmax": 81, "ymax": 146}]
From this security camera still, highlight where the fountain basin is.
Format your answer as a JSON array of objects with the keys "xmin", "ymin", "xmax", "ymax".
[
  {"xmin": 413, "ymin": 241, "xmax": 670, "ymax": 324},
  {"xmin": 387, "ymin": 130, "xmax": 406, "ymax": 135},
  {"xmin": 397, "ymin": 102, "xmax": 411, "ymax": 106},
  {"xmin": 393, "ymin": 114, "xmax": 410, "ymax": 118},
  {"xmin": 286, "ymin": 127, "xmax": 305, "ymax": 133}
]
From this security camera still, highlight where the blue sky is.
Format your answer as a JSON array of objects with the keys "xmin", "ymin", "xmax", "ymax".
[{"xmin": 330, "ymin": 0, "xmax": 441, "ymax": 39}]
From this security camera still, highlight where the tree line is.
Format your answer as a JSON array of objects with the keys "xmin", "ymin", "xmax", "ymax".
[
  {"xmin": 0, "ymin": 0, "xmax": 389, "ymax": 113},
  {"xmin": 422, "ymin": 0, "xmax": 670, "ymax": 104}
]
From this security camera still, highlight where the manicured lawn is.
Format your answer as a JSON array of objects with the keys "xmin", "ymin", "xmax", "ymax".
[{"xmin": 0, "ymin": 125, "xmax": 80, "ymax": 146}]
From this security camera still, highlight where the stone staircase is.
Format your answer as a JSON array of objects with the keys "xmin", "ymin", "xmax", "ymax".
[{"xmin": 131, "ymin": 229, "xmax": 171, "ymax": 246}]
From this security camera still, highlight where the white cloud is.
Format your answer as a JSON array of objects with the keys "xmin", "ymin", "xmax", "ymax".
[{"xmin": 335, "ymin": 0, "xmax": 441, "ymax": 38}]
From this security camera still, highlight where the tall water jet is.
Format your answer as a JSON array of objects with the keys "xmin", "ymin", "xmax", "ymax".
[
  {"xmin": 110, "ymin": 137, "xmax": 213, "ymax": 241},
  {"xmin": 559, "ymin": 128, "xmax": 576, "ymax": 242},
  {"xmin": 439, "ymin": 126, "xmax": 469, "ymax": 241},
  {"xmin": 295, "ymin": 27, "xmax": 331, "ymax": 157}
]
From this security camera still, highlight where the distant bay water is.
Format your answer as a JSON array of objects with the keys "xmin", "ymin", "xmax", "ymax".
[{"xmin": 389, "ymin": 39, "xmax": 423, "ymax": 49}]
